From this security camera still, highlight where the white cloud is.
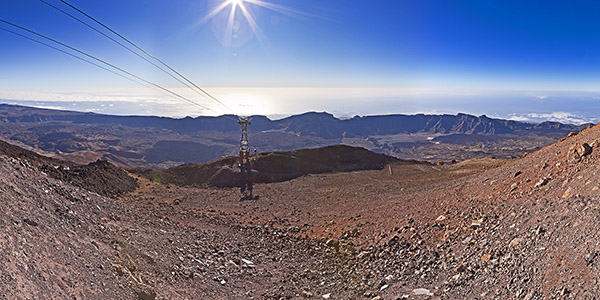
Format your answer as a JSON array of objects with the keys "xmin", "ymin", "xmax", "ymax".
[
  {"xmin": 507, "ymin": 115, "xmax": 531, "ymax": 122},
  {"xmin": 508, "ymin": 112, "xmax": 596, "ymax": 125}
]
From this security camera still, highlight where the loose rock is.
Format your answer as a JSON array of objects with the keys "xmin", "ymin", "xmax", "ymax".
[{"xmin": 567, "ymin": 142, "xmax": 592, "ymax": 163}]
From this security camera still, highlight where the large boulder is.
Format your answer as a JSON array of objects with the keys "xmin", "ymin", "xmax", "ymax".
[{"xmin": 567, "ymin": 142, "xmax": 592, "ymax": 164}]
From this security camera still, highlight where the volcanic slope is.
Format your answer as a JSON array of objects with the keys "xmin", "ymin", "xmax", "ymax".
[
  {"xmin": 328, "ymin": 123, "xmax": 600, "ymax": 299},
  {"xmin": 120, "ymin": 123, "xmax": 600, "ymax": 299},
  {"xmin": 0, "ymin": 146, "xmax": 379, "ymax": 299},
  {"xmin": 314, "ymin": 123, "xmax": 600, "ymax": 299},
  {"xmin": 6, "ymin": 123, "xmax": 600, "ymax": 299},
  {"xmin": 0, "ymin": 139, "xmax": 136, "ymax": 197},
  {"xmin": 120, "ymin": 153, "xmax": 509, "ymax": 299}
]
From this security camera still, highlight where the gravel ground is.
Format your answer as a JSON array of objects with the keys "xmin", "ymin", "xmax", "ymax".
[{"xmin": 3, "ymin": 124, "xmax": 600, "ymax": 299}]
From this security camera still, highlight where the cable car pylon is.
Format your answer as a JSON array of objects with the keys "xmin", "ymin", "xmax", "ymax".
[{"xmin": 238, "ymin": 116, "xmax": 255, "ymax": 200}]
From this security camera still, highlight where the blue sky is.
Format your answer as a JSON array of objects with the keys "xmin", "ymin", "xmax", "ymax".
[{"xmin": 1, "ymin": 0, "xmax": 600, "ymax": 123}]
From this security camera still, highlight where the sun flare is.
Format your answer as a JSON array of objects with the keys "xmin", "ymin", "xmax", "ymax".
[
  {"xmin": 193, "ymin": 0, "xmax": 307, "ymax": 49},
  {"xmin": 227, "ymin": 0, "xmax": 244, "ymax": 5},
  {"xmin": 226, "ymin": 0, "xmax": 244, "ymax": 7}
]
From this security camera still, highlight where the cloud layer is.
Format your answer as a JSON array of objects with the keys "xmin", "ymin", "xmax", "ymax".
[
  {"xmin": 1, "ymin": 88, "xmax": 600, "ymax": 125},
  {"xmin": 508, "ymin": 112, "xmax": 596, "ymax": 125}
]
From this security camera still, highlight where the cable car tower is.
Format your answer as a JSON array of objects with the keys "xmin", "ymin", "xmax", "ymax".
[{"xmin": 238, "ymin": 116, "xmax": 253, "ymax": 200}]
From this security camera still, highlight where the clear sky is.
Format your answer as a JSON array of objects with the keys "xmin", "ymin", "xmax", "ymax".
[{"xmin": 1, "ymin": 0, "xmax": 600, "ymax": 124}]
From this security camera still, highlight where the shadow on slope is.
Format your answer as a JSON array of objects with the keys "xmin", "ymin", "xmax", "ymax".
[
  {"xmin": 0, "ymin": 139, "xmax": 137, "ymax": 196},
  {"xmin": 131, "ymin": 145, "xmax": 408, "ymax": 187}
]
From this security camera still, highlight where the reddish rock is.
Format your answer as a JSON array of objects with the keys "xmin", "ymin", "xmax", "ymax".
[{"xmin": 567, "ymin": 142, "xmax": 592, "ymax": 163}]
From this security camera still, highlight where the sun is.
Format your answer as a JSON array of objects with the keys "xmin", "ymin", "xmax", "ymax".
[
  {"xmin": 192, "ymin": 0, "xmax": 308, "ymax": 48},
  {"xmin": 221, "ymin": 92, "xmax": 271, "ymax": 116},
  {"xmin": 226, "ymin": 0, "xmax": 244, "ymax": 7}
]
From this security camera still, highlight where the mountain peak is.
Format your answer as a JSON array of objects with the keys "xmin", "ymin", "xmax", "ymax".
[{"xmin": 297, "ymin": 111, "xmax": 337, "ymax": 119}]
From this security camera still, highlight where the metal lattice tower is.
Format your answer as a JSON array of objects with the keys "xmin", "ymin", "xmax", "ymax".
[
  {"xmin": 238, "ymin": 116, "xmax": 251, "ymax": 156},
  {"xmin": 238, "ymin": 116, "xmax": 253, "ymax": 199}
]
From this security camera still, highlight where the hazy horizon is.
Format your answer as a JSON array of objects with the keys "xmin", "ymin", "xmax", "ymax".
[{"xmin": 2, "ymin": 87, "xmax": 598, "ymax": 125}]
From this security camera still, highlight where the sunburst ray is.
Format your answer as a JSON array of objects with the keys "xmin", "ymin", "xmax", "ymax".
[{"xmin": 195, "ymin": 0, "xmax": 314, "ymax": 49}]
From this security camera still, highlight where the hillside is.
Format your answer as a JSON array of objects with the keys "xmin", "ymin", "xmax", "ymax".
[
  {"xmin": 126, "ymin": 123, "xmax": 600, "ymax": 299},
  {"xmin": 126, "ymin": 122, "xmax": 600, "ymax": 298},
  {"xmin": 357, "ymin": 122, "xmax": 600, "ymax": 298},
  {"xmin": 0, "ymin": 138, "xmax": 370, "ymax": 299},
  {"xmin": 0, "ymin": 139, "xmax": 136, "ymax": 196},
  {"xmin": 131, "ymin": 145, "xmax": 402, "ymax": 187},
  {"xmin": 6, "ymin": 117, "xmax": 600, "ymax": 298},
  {"xmin": 0, "ymin": 104, "xmax": 589, "ymax": 167}
]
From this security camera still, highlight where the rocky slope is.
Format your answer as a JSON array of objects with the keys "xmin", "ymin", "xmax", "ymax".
[
  {"xmin": 4, "ymin": 113, "xmax": 600, "ymax": 298},
  {"xmin": 345, "ymin": 123, "xmax": 600, "ymax": 299},
  {"xmin": 0, "ymin": 154, "xmax": 134, "ymax": 299},
  {"xmin": 119, "ymin": 123, "xmax": 600, "ymax": 299},
  {"xmin": 0, "ymin": 141, "xmax": 361, "ymax": 299},
  {"xmin": 0, "ymin": 139, "xmax": 136, "ymax": 196}
]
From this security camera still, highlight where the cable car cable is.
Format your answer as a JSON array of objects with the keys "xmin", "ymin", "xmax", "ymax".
[
  {"xmin": 57, "ymin": 0, "xmax": 236, "ymax": 114},
  {"xmin": 0, "ymin": 26, "xmax": 160, "ymax": 93},
  {"xmin": 0, "ymin": 18, "xmax": 223, "ymax": 115},
  {"xmin": 39, "ymin": 0, "xmax": 225, "ymax": 110}
]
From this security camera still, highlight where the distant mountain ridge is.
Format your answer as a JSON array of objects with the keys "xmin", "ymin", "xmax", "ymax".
[
  {"xmin": 280, "ymin": 112, "xmax": 592, "ymax": 137},
  {"xmin": 0, "ymin": 104, "xmax": 589, "ymax": 138},
  {"xmin": 0, "ymin": 104, "xmax": 592, "ymax": 167}
]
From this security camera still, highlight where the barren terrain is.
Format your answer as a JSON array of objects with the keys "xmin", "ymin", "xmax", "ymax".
[{"xmin": 3, "ymin": 122, "xmax": 600, "ymax": 299}]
